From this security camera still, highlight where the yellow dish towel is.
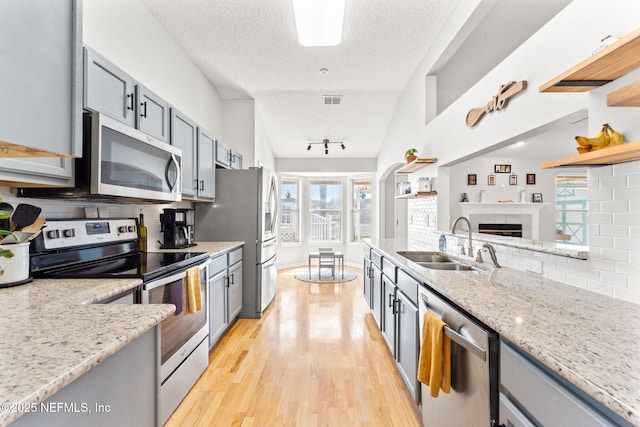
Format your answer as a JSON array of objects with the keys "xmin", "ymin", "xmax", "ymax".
[
  {"xmin": 185, "ymin": 265, "xmax": 202, "ymax": 315},
  {"xmin": 417, "ymin": 310, "xmax": 451, "ymax": 397}
]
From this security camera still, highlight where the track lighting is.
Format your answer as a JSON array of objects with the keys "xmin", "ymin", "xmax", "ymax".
[{"xmin": 305, "ymin": 139, "xmax": 346, "ymax": 155}]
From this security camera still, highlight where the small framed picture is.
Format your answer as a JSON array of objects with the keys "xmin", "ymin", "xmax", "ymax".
[
  {"xmin": 532, "ymin": 193, "xmax": 543, "ymax": 203},
  {"xmin": 494, "ymin": 164, "xmax": 511, "ymax": 173},
  {"xmin": 509, "ymin": 175, "xmax": 517, "ymax": 185},
  {"xmin": 488, "ymin": 174, "xmax": 496, "ymax": 186},
  {"xmin": 467, "ymin": 174, "xmax": 477, "ymax": 185},
  {"xmin": 526, "ymin": 173, "xmax": 536, "ymax": 185}
]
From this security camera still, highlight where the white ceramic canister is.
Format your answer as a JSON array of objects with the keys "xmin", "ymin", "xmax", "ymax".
[{"xmin": 0, "ymin": 242, "xmax": 30, "ymax": 284}]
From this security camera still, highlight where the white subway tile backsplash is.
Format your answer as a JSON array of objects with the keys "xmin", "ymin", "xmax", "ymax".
[
  {"xmin": 588, "ymin": 165, "xmax": 614, "ymax": 178},
  {"xmin": 629, "ymin": 251, "xmax": 640, "ymax": 265},
  {"xmin": 587, "ymin": 280, "xmax": 614, "ymax": 296},
  {"xmin": 613, "ymin": 287, "xmax": 640, "ymax": 305},
  {"xmin": 589, "ymin": 235, "xmax": 614, "ymax": 249},
  {"xmin": 597, "ymin": 247, "xmax": 629, "ymax": 263},
  {"xmin": 599, "ymin": 224, "xmax": 629, "ymax": 237},
  {"xmin": 601, "ymin": 200, "xmax": 629, "ymax": 213},
  {"xmin": 613, "ymin": 237, "xmax": 640, "ymax": 251},
  {"xmin": 588, "ymin": 213, "xmax": 613, "ymax": 225},
  {"xmin": 613, "ymin": 187, "xmax": 640, "ymax": 201},
  {"xmin": 612, "ymin": 160, "xmax": 640, "ymax": 176},
  {"xmin": 600, "ymin": 175, "xmax": 628, "ymax": 189},
  {"xmin": 587, "ymin": 189, "xmax": 613, "ymax": 201},
  {"xmin": 600, "ymin": 271, "xmax": 628, "ymax": 288},
  {"xmin": 628, "ymin": 174, "xmax": 640, "ymax": 188},
  {"xmin": 615, "ymin": 261, "xmax": 640, "ymax": 278},
  {"xmin": 544, "ymin": 269, "xmax": 567, "ymax": 283}
]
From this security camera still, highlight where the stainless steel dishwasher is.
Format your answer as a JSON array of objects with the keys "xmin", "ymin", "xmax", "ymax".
[{"xmin": 419, "ymin": 285, "xmax": 499, "ymax": 427}]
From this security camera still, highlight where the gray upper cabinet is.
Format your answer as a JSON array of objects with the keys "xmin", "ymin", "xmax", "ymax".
[
  {"xmin": 0, "ymin": 0, "xmax": 82, "ymax": 157},
  {"xmin": 230, "ymin": 151, "xmax": 243, "ymax": 169},
  {"xmin": 0, "ymin": 157, "xmax": 73, "ymax": 187},
  {"xmin": 197, "ymin": 129, "xmax": 216, "ymax": 201},
  {"xmin": 215, "ymin": 141, "xmax": 231, "ymax": 168},
  {"xmin": 215, "ymin": 141, "xmax": 243, "ymax": 169},
  {"xmin": 136, "ymin": 84, "xmax": 170, "ymax": 142},
  {"xmin": 84, "ymin": 47, "xmax": 170, "ymax": 142},
  {"xmin": 170, "ymin": 109, "xmax": 198, "ymax": 200},
  {"xmin": 84, "ymin": 48, "xmax": 135, "ymax": 127}
]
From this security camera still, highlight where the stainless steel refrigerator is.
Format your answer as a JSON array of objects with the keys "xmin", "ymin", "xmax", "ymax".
[{"xmin": 195, "ymin": 166, "xmax": 278, "ymax": 319}]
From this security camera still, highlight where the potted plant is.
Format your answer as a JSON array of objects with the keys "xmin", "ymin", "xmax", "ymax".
[{"xmin": 405, "ymin": 148, "xmax": 418, "ymax": 163}]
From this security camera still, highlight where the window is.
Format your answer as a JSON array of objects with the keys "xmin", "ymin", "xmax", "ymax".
[
  {"xmin": 280, "ymin": 178, "xmax": 300, "ymax": 242},
  {"xmin": 309, "ymin": 179, "xmax": 342, "ymax": 242},
  {"xmin": 555, "ymin": 174, "xmax": 588, "ymax": 245},
  {"xmin": 352, "ymin": 178, "xmax": 372, "ymax": 242}
]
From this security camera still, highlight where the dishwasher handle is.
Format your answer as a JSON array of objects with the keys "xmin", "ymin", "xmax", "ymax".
[{"xmin": 420, "ymin": 294, "xmax": 486, "ymax": 361}]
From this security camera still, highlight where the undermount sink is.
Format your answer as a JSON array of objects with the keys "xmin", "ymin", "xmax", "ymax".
[
  {"xmin": 396, "ymin": 251, "xmax": 453, "ymax": 263},
  {"xmin": 415, "ymin": 262, "xmax": 478, "ymax": 271}
]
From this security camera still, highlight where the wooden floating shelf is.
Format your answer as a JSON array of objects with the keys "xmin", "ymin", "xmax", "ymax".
[
  {"xmin": 395, "ymin": 157, "xmax": 438, "ymax": 173},
  {"xmin": 539, "ymin": 28, "xmax": 640, "ymax": 93},
  {"xmin": 395, "ymin": 191, "xmax": 438, "ymax": 199},
  {"xmin": 607, "ymin": 80, "xmax": 640, "ymax": 106},
  {"xmin": 540, "ymin": 140, "xmax": 640, "ymax": 168}
]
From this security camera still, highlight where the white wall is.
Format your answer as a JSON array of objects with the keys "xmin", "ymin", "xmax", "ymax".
[
  {"xmin": 83, "ymin": 0, "xmax": 224, "ymax": 135},
  {"xmin": 378, "ymin": 0, "xmax": 640, "ymax": 302},
  {"xmin": 222, "ymin": 100, "xmax": 256, "ymax": 167},
  {"xmin": 254, "ymin": 106, "xmax": 276, "ymax": 171}
]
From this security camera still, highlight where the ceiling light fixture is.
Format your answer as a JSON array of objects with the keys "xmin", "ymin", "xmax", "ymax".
[
  {"xmin": 306, "ymin": 139, "xmax": 345, "ymax": 155},
  {"xmin": 319, "ymin": 67, "xmax": 329, "ymax": 75},
  {"xmin": 292, "ymin": 0, "xmax": 345, "ymax": 47}
]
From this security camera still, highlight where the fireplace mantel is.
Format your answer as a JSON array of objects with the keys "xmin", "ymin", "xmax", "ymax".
[{"xmin": 458, "ymin": 202, "xmax": 552, "ymax": 240}]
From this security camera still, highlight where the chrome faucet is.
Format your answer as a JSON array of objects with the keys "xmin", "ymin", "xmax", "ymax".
[
  {"xmin": 451, "ymin": 216, "xmax": 472, "ymax": 256},
  {"xmin": 476, "ymin": 243, "xmax": 500, "ymax": 268}
]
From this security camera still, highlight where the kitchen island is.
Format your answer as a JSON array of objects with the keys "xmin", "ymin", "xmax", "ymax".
[
  {"xmin": 0, "ymin": 277, "xmax": 172, "ymax": 427},
  {"xmin": 366, "ymin": 238, "xmax": 640, "ymax": 426}
]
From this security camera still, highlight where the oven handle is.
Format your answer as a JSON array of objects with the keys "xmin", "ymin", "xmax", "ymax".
[
  {"xmin": 419, "ymin": 294, "xmax": 486, "ymax": 361},
  {"xmin": 144, "ymin": 261, "xmax": 207, "ymax": 292}
]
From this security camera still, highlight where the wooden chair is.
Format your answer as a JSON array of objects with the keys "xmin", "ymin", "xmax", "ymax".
[{"xmin": 318, "ymin": 248, "xmax": 336, "ymax": 279}]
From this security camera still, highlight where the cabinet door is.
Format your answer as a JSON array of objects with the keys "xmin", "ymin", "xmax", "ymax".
[
  {"xmin": 136, "ymin": 84, "xmax": 169, "ymax": 142},
  {"xmin": 227, "ymin": 261, "xmax": 243, "ymax": 321},
  {"xmin": 170, "ymin": 109, "xmax": 198, "ymax": 199},
  {"xmin": 0, "ymin": 157, "xmax": 73, "ymax": 186},
  {"xmin": 230, "ymin": 151, "xmax": 243, "ymax": 169},
  {"xmin": 215, "ymin": 141, "xmax": 231, "ymax": 168},
  {"xmin": 197, "ymin": 129, "xmax": 216, "ymax": 201},
  {"xmin": 372, "ymin": 264, "xmax": 382, "ymax": 328},
  {"xmin": 0, "ymin": 0, "xmax": 82, "ymax": 156},
  {"xmin": 84, "ymin": 47, "xmax": 136, "ymax": 128},
  {"xmin": 396, "ymin": 290, "xmax": 420, "ymax": 402},
  {"xmin": 208, "ymin": 270, "xmax": 228, "ymax": 349},
  {"xmin": 381, "ymin": 277, "xmax": 396, "ymax": 355},
  {"xmin": 363, "ymin": 257, "xmax": 372, "ymax": 307}
]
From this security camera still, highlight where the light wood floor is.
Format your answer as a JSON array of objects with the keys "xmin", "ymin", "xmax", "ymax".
[{"xmin": 165, "ymin": 266, "xmax": 422, "ymax": 427}]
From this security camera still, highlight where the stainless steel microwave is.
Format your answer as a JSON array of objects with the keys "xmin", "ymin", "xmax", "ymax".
[{"xmin": 18, "ymin": 112, "xmax": 182, "ymax": 203}]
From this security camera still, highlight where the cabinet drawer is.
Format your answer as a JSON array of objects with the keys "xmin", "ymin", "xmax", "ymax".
[
  {"xmin": 371, "ymin": 249, "xmax": 382, "ymax": 269},
  {"xmin": 209, "ymin": 254, "xmax": 227, "ymax": 277},
  {"xmin": 501, "ymin": 341, "xmax": 617, "ymax": 426},
  {"xmin": 363, "ymin": 245, "xmax": 371, "ymax": 260},
  {"xmin": 396, "ymin": 269, "xmax": 418, "ymax": 305},
  {"xmin": 229, "ymin": 247, "xmax": 243, "ymax": 265},
  {"xmin": 382, "ymin": 258, "xmax": 397, "ymax": 283}
]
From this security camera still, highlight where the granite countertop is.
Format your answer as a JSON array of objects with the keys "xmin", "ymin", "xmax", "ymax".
[
  {"xmin": 366, "ymin": 238, "xmax": 640, "ymax": 425},
  {"xmin": 0, "ymin": 278, "xmax": 174, "ymax": 427}
]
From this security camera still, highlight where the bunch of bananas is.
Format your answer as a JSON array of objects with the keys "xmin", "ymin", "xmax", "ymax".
[{"xmin": 575, "ymin": 123, "xmax": 624, "ymax": 153}]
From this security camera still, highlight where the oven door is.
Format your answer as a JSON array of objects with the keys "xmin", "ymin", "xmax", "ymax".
[
  {"xmin": 141, "ymin": 262, "xmax": 208, "ymax": 381},
  {"xmin": 91, "ymin": 112, "xmax": 182, "ymax": 202}
]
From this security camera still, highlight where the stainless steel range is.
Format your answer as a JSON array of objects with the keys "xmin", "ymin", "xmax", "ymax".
[{"xmin": 30, "ymin": 218, "xmax": 210, "ymax": 425}]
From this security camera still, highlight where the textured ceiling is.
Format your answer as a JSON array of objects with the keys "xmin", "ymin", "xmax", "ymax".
[{"xmin": 139, "ymin": 0, "xmax": 569, "ymax": 160}]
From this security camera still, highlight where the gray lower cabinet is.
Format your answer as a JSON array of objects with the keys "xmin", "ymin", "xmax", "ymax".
[
  {"xmin": 363, "ymin": 250, "xmax": 372, "ymax": 307},
  {"xmin": 0, "ymin": 157, "xmax": 73, "ymax": 187},
  {"xmin": 84, "ymin": 47, "xmax": 170, "ymax": 142},
  {"xmin": 10, "ymin": 327, "xmax": 159, "ymax": 427},
  {"xmin": 0, "ymin": 0, "xmax": 82, "ymax": 157},
  {"xmin": 228, "ymin": 258, "xmax": 243, "ymax": 321},
  {"xmin": 395, "ymin": 270, "xmax": 420, "ymax": 402},
  {"xmin": 364, "ymin": 249, "xmax": 421, "ymax": 404},
  {"xmin": 208, "ymin": 246, "xmax": 243, "ymax": 349},
  {"xmin": 500, "ymin": 340, "xmax": 630, "ymax": 427},
  {"xmin": 208, "ymin": 254, "xmax": 228, "ymax": 347}
]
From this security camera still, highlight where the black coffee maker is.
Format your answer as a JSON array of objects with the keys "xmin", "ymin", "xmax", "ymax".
[{"xmin": 159, "ymin": 208, "xmax": 196, "ymax": 249}]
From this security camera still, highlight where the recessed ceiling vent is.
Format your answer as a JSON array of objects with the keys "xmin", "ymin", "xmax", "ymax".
[{"xmin": 323, "ymin": 95, "xmax": 342, "ymax": 105}]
